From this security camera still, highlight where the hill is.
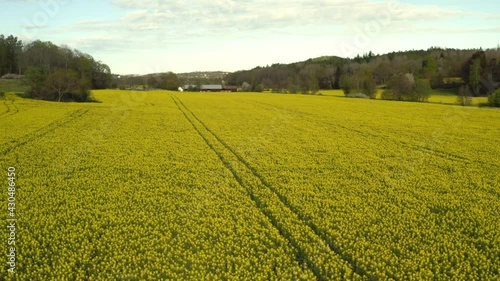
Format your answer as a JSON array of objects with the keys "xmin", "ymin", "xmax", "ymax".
[
  {"xmin": 177, "ymin": 71, "xmax": 230, "ymax": 80},
  {"xmin": 225, "ymin": 48, "xmax": 500, "ymax": 96}
]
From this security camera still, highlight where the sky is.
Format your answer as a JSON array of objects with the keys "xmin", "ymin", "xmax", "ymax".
[{"xmin": 1, "ymin": 0, "xmax": 499, "ymax": 75}]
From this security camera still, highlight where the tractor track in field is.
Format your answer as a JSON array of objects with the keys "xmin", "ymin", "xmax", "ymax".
[
  {"xmin": 0, "ymin": 100, "xmax": 10, "ymax": 116},
  {"xmin": 170, "ymin": 95, "xmax": 325, "ymax": 280},
  {"xmin": 0, "ymin": 99, "xmax": 19, "ymax": 117},
  {"xmin": 247, "ymin": 99, "xmax": 488, "ymax": 167},
  {"xmin": 0, "ymin": 107, "xmax": 90, "ymax": 156},
  {"xmin": 171, "ymin": 95, "xmax": 372, "ymax": 280},
  {"xmin": 10, "ymin": 99, "xmax": 19, "ymax": 113}
]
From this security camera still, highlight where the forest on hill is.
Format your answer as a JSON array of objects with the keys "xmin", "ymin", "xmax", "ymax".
[{"xmin": 226, "ymin": 48, "xmax": 500, "ymax": 101}]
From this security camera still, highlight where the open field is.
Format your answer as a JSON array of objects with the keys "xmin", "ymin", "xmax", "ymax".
[
  {"xmin": 0, "ymin": 78, "xmax": 489, "ymax": 106},
  {"xmin": 318, "ymin": 89, "xmax": 489, "ymax": 105},
  {"xmin": 426, "ymin": 88, "xmax": 489, "ymax": 105},
  {"xmin": 0, "ymin": 79, "xmax": 29, "ymax": 94},
  {"xmin": 1, "ymin": 90, "xmax": 499, "ymax": 280}
]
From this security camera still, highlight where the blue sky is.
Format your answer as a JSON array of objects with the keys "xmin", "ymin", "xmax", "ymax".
[{"xmin": 1, "ymin": 0, "xmax": 499, "ymax": 74}]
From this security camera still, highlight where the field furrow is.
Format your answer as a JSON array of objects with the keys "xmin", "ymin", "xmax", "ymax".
[
  {"xmin": 0, "ymin": 108, "xmax": 89, "ymax": 156},
  {"xmin": 247, "ymin": 99, "xmax": 487, "ymax": 166}
]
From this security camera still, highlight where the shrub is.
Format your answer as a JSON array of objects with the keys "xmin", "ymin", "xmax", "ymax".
[
  {"xmin": 488, "ymin": 89, "xmax": 500, "ymax": 107},
  {"xmin": 381, "ymin": 89, "xmax": 397, "ymax": 100}
]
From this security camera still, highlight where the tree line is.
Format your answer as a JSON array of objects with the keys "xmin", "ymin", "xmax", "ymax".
[
  {"xmin": 225, "ymin": 48, "xmax": 500, "ymax": 103},
  {"xmin": 0, "ymin": 34, "xmax": 112, "ymax": 102},
  {"xmin": 114, "ymin": 72, "xmax": 182, "ymax": 91}
]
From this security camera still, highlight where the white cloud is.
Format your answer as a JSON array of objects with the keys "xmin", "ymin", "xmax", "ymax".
[
  {"xmin": 413, "ymin": 25, "xmax": 500, "ymax": 34},
  {"xmin": 25, "ymin": 0, "xmax": 497, "ymax": 74},
  {"xmin": 72, "ymin": 20, "xmax": 119, "ymax": 31},
  {"xmin": 102, "ymin": 0, "xmax": 497, "ymax": 49},
  {"xmin": 111, "ymin": 0, "xmax": 472, "ymax": 27},
  {"xmin": 21, "ymin": 24, "xmax": 47, "ymax": 30}
]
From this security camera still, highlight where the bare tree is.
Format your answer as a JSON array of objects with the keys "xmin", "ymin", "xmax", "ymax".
[{"xmin": 44, "ymin": 69, "xmax": 81, "ymax": 101}]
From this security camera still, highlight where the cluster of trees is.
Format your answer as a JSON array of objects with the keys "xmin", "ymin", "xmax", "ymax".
[
  {"xmin": 226, "ymin": 56, "xmax": 345, "ymax": 94},
  {"xmin": 114, "ymin": 72, "xmax": 181, "ymax": 91},
  {"xmin": 226, "ymin": 48, "xmax": 500, "ymax": 102},
  {"xmin": 338, "ymin": 63, "xmax": 377, "ymax": 98},
  {"xmin": 461, "ymin": 51, "xmax": 499, "ymax": 98},
  {"xmin": 144, "ymin": 72, "xmax": 180, "ymax": 90},
  {"xmin": 115, "ymin": 71, "xmax": 231, "ymax": 91},
  {"xmin": 0, "ymin": 34, "xmax": 112, "ymax": 102},
  {"xmin": 381, "ymin": 74, "xmax": 432, "ymax": 102}
]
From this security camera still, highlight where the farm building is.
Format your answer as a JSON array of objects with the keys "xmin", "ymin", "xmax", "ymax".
[
  {"xmin": 201, "ymin": 85, "xmax": 223, "ymax": 92},
  {"xmin": 223, "ymin": 86, "xmax": 238, "ymax": 92}
]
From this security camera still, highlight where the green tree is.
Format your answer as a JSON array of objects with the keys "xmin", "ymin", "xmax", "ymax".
[
  {"xmin": 24, "ymin": 67, "xmax": 46, "ymax": 98},
  {"xmin": 92, "ymin": 61, "xmax": 112, "ymax": 89},
  {"xmin": 360, "ymin": 74, "xmax": 377, "ymax": 99},
  {"xmin": 339, "ymin": 74, "xmax": 358, "ymax": 96},
  {"xmin": 469, "ymin": 58, "xmax": 482, "ymax": 96},
  {"xmin": 413, "ymin": 79, "xmax": 432, "ymax": 102},
  {"xmin": 77, "ymin": 52, "xmax": 94, "ymax": 83},
  {"xmin": 160, "ymin": 72, "xmax": 180, "ymax": 90},
  {"xmin": 421, "ymin": 55, "xmax": 437, "ymax": 79},
  {"xmin": 462, "ymin": 51, "xmax": 488, "ymax": 96},
  {"xmin": 253, "ymin": 83, "xmax": 264, "ymax": 92}
]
